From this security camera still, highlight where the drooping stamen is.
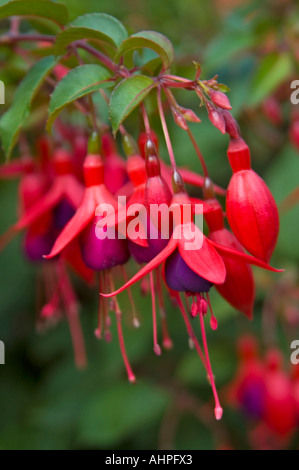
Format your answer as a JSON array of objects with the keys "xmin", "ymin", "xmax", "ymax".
[
  {"xmin": 155, "ymin": 267, "xmax": 173, "ymax": 350},
  {"xmin": 198, "ymin": 309, "xmax": 223, "ymax": 420},
  {"xmin": 148, "ymin": 272, "xmax": 161, "ymax": 355},
  {"xmin": 108, "ymin": 272, "xmax": 136, "ymax": 383},
  {"xmin": 141, "ymin": 276, "xmax": 150, "ymax": 296},
  {"xmin": 191, "ymin": 298, "xmax": 198, "ymax": 317},
  {"xmin": 176, "ymin": 294, "xmax": 207, "ymax": 370},
  {"xmin": 205, "ymin": 293, "xmax": 218, "ymax": 331},
  {"xmin": 41, "ymin": 283, "xmax": 61, "ymax": 320},
  {"xmin": 103, "ymin": 270, "xmax": 112, "ymax": 342},
  {"xmin": 120, "ymin": 266, "xmax": 140, "ymax": 328},
  {"xmin": 94, "ymin": 272, "xmax": 103, "ymax": 339},
  {"xmin": 57, "ymin": 261, "xmax": 87, "ymax": 369}
]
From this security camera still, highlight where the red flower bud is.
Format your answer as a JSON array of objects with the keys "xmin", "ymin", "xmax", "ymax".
[
  {"xmin": 226, "ymin": 139, "xmax": 279, "ymax": 262},
  {"xmin": 138, "ymin": 130, "xmax": 159, "ymax": 159},
  {"xmin": 209, "ymin": 89, "xmax": 232, "ymax": 110},
  {"xmin": 226, "ymin": 169, "xmax": 279, "ymax": 263},
  {"xmin": 206, "ymin": 102, "xmax": 226, "ymax": 134}
]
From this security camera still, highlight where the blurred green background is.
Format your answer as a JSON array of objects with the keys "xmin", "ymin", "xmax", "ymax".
[{"xmin": 0, "ymin": 0, "xmax": 299, "ymax": 450}]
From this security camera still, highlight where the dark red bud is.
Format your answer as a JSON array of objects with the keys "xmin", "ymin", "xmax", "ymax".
[
  {"xmin": 172, "ymin": 170, "xmax": 186, "ymax": 194},
  {"xmin": 138, "ymin": 130, "xmax": 159, "ymax": 159},
  {"xmin": 171, "ymin": 107, "xmax": 188, "ymax": 130},
  {"xmin": 145, "ymin": 139, "xmax": 161, "ymax": 177}
]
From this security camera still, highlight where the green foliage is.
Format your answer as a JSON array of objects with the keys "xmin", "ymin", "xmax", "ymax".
[
  {"xmin": 47, "ymin": 64, "xmax": 112, "ymax": 132},
  {"xmin": 109, "ymin": 75, "xmax": 155, "ymax": 134},
  {"xmin": 115, "ymin": 31, "xmax": 174, "ymax": 70},
  {"xmin": 0, "ymin": 55, "xmax": 57, "ymax": 157},
  {"xmin": 0, "ymin": 0, "xmax": 68, "ymax": 25},
  {"xmin": 55, "ymin": 13, "xmax": 128, "ymax": 55}
]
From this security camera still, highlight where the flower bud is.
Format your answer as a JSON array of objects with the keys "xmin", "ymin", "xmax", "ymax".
[
  {"xmin": 206, "ymin": 102, "xmax": 226, "ymax": 134},
  {"xmin": 209, "ymin": 89, "xmax": 232, "ymax": 110},
  {"xmin": 226, "ymin": 168, "xmax": 279, "ymax": 263}
]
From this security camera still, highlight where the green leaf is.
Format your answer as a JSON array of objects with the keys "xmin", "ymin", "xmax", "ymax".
[
  {"xmin": 55, "ymin": 13, "xmax": 128, "ymax": 55},
  {"xmin": 250, "ymin": 53, "xmax": 293, "ymax": 106},
  {"xmin": 0, "ymin": 55, "xmax": 57, "ymax": 158},
  {"xmin": 0, "ymin": 0, "xmax": 68, "ymax": 25},
  {"xmin": 109, "ymin": 75, "xmax": 155, "ymax": 134},
  {"xmin": 47, "ymin": 64, "xmax": 112, "ymax": 132},
  {"xmin": 116, "ymin": 31, "xmax": 174, "ymax": 70},
  {"xmin": 78, "ymin": 382, "xmax": 169, "ymax": 446}
]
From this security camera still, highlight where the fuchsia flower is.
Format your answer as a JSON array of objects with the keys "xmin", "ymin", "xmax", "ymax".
[
  {"xmin": 226, "ymin": 137, "xmax": 279, "ymax": 263},
  {"xmin": 229, "ymin": 336, "xmax": 266, "ymax": 419},
  {"xmin": 229, "ymin": 338, "xmax": 298, "ymax": 448},
  {"xmin": 45, "ymin": 153, "xmax": 137, "ymax": 381},
  {"xmin": 102, "ymin": 168, "xmax": 282, "ymax": 419},
  {"xmin": 45, "ymin": 154, "xmax": 129, "ymax": 269},
  {"xmin": 13, "ymin": 148, "xmax": 84, "ymax": 233}
]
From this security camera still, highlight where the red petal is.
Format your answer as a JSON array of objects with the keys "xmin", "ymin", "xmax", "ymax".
[
  {"xmin": 190, "ymin": 198, "xmax": 215, "ymax": 214},
  {"xmin": 209, "ymin": 229, "xmax": 254, "ymax": 319},
  {"xmin": 63, "ymin": 175, "xmax": 84, "ymax": 208},
  {"xmin": 209, "ymin": 239, "xmax": 284, "ymax": 272},
  {"xmin": 44, "ymin": 188, "xmax": 96, "ymax": 258},
  {"xmin": 63, "ymin": 239, "xmax": 95, "ymax": 285},
  {"xmin": 178, "ymin": 224, "xmax": 226, "ymax": 284},
  {"xmin": 14, "ymin": 180, "xmax": 63, "ymax": 231},
  {"xmin": 101, "ymin": 237, "xmax": 178, "ymax": 297},
  {"xmin": 0, "ymin": 159, "xmax": 32, "ymax": 178}
]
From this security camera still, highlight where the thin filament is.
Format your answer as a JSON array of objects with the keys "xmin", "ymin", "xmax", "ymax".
[
  {"xmin": 198, "ymin": 310, "xmax": 223, "ymax": 420},
  {"xmin": 150, "ymin": 271, "xmax": 161, "ymax": 355}
]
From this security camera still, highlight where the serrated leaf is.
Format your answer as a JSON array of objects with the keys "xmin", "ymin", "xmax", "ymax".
[
  {"xmin": 109, "ymin": 75, "xmax": 155, "ymax": 134},
  {"xmin": 250, "ymin": 53, "xmax": 293, "ymax": 106},
  {"xmin": 116, "ymin": 31, "xmax": 174, "ymax": 70},
  {"xmin": 0, "ymin": 0, "xmax": 68, "ymax": 25},
  {"xmin": 0, "ymin": 55, "xmax": 57, "ymax": 158},
  {"xmin": 55, "ymin": 13, "xmax": 128, "ymax": 55},
  {"xmin": 47, "ymin": 64, "xmax": 112, "ymax": 132}
]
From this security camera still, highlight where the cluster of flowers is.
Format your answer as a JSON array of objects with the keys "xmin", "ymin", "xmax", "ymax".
[
  {"xmin": 0, "ymin": 84, "xmax": 282, "ymax": 420},
  {"xmin": 229, "ymin": 335, "xmax": 299, "ymax": 449}
]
